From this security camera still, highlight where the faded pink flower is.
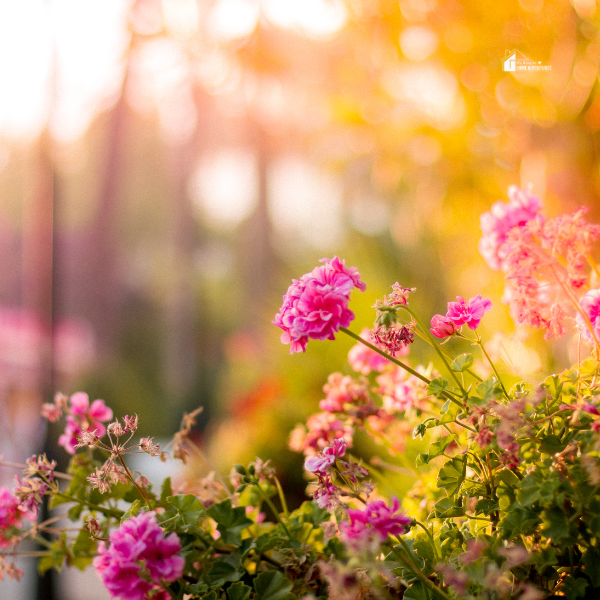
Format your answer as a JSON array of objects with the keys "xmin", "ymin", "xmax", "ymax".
[
  {"xmin": 320, "ymin": 372, "xmax": 369, "ymax": 413},
  {"xmin": 288, "ymin": 412, "xmax": 354, "ymax": 456},
  {"xmin": 479, "ymin": 185, "xmax": 543, "ymax": 270},
  {"xmin": 274, "ymin": 257, "xmax": 366, "ymax": 353},
  {"xmin": 0, "ymin": 487, "xmax": 26, "ymax": 547},
  {"xmin": 12, "ymin": 476, "xmax": 48, "ymax": 516},
  {"xmin": 93, "ymin": 511, "xmax": 184, "ymax": 600},
  {"xmin": 446, "ymin": 295, "xmax": 493, "ymax": 330},
  {"xmin": 57, "ymin": 392, "xmax": 113, "ymax": 455},
  {"xmin": 576, "ymin": 289, "xmax": 600, "ymax": 343},
  {"xmin": 430, "ymin": 314, "xmax": 457, "ymax": 338},
  {"xmin": 304, "ymin": 439, "xmax": 346, "ymax": 473},
  {"xmin": 340, "ymin": 497, "xmax": 411, "ymax": 546},
  {"xmin": 377, "ymin": 366, "xmax": 429, "ymax": 414},
  {"xmin": 348, "ymin": 328, "xmax": 392, "ymax": 374}
]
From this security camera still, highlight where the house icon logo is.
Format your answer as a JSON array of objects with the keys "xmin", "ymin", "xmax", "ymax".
[{"xmin": 503, "ymin": 49, "xmax": 551, "ymax": 72}]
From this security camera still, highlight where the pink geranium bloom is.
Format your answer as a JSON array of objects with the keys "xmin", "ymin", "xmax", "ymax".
[
  {"xmin": 479, "ymin": 185, "xmax": 543, "ymax": 270},
  {"xmin": 576, "ymin": 289, "xmax": 600, "ymax": 343},
  {"xmin": 446, "ymin": 295, "xmax": 493, "ymax": 330},
  {"xmin": 274, "ymin": 257, "xmax": 366, "ymax": 354},
  {"xmin": 57, "ymin": 393, "xmax": 113, "ymax": 455},
  {"xmin": 348, "ymin": 328, "xmax": 392, "ymax": 374},
  {"xmin": 340, "ymin": 497, "xmax": 411, "ymax": 548},
  {"xmin": 304, "ymin": 439, "xmax": 346, "ymax": 474},
  {"xmin": 94, "ymin": 511, "xmax": 184, "ymax": 600},
  {"xmin": 430, "ymin": 314, "xmax": 457, "ymax": 338},
  {"xmin": 0, "ymin": 487, "xmax": 27, "ymax": 547}
]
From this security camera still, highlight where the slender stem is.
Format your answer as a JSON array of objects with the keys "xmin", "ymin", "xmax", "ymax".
[
  {"xmin": 273, "ymin": 476, "xmax": 289, "ymax": 519},
  {"xmin": 415, "ymin": 520, "xmax": 440, "ymax": 563},
  {"xmin": 339, "ymin": 327, "xmax": 430, "ymax": 385},
  {"xmin": 54, "ymin": 492, "xmax": 123, "ymax": 518},
  {"xmin": 402, "ymin": 308, "xmax": 468, "ymax": 397},
  {"xmin": 253, "ymin": 483, "xmax": 292, "ymax": 539},
  {"xmin": 117, "ymin": 455, "xmax": 152, "ymax": 510},
  {"xmin": 392, "ymin": 537, "xmax": 453, "ymax": 600},
  {"xmin": 473, "ymin": 332, "xmax": 508, "ymax": 398},
  {"xmin": 364, "ymin": 423, "xmax": 419, "ymax": 474}
]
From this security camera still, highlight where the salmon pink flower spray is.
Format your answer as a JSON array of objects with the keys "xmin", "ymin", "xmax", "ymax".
[{"xmin": 274, "ymin": 257, "xmax": 366, "ymax": 353}]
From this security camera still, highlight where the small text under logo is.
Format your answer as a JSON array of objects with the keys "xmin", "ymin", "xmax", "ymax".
[{"xmin": 503, "ymin": 50, "xmax": 551, "ymax": 72}]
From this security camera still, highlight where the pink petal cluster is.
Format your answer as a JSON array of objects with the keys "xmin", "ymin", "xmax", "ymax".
[
  {"xmin": 347, "ymin": 328, "xmax": 392, "ymax": 374},
  {"xmin": 479, "ymin": 185, "xmax": 543, "ymax": 271},
  {"xmin": 288, "ymin": 412, "xmax": 354, "ymax": 457},
  {"xmin": 94, "ymin": 511, "xmax": 184, "ymax": 600},
  {"xmin": 376, "ymin": 366, "xmax": 429, "ymax": 413},
  {"xmin": 0, "ymin": 487, "xmax": 27, "ymax": 547},
  {"xmin": 274, "ymin": 257, "xmax": 366, "ymax": 353},
  {"xmin": 576, "ymin": 289, "xmax": 600, "ymax": 343},
  {"xmin": 304, "ymin": 439, "xmax": 347, "ymax": 474},
  {"xmin": 58, "ymin": 392, "xmax": 113, "ymax": 454},
  {"xmin": 320, "ymin": 373, "xmax": 370, "ymax": 413},
  {"xmin": 430, "ymin": 295, "xmax": 492, "ymax": 339},
  {"xmin": 501, "ymin": 208, "xmax": 600, "ymax": 339},
  {"xmin": 340, "ymin": 497, "xmax": 411, "ymax": 546}
]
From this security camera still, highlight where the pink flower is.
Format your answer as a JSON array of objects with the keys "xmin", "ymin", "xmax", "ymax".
[
  {"xmin": 446, "ymin": 295, "xmax": 493, "ymax": 330},
  {"xmin": 274, "ymin": 257, "xmax": 366, "ymax": 353},
  {"xmin": 479, "ymin": 185, "xmax": 543, "ymax": 270},
  {"xmin": 304, "ymin": 439, "xmax": 346, "ymax": 473},
  {"xmin": 93, "ymin": 511, "xmax": 184, "ymax": 600},
  {"xmin": 58, "ymin": 392, "xmax": 113, "ymax": 455},
  {"xmin": 576, "ymin": 289, "xmax": 600, "ymax": 343},
  {"xmin": 376, "ymin": 366, "xmax": 429, "ymax": 413},
  {"xmin": 320, "ymin": 372, "xmax": 369, "ymax": 413},
  {"xmin": 340, "ymin": 497, "xmax": 411, "ymax": 546},
  {"xmin": 348, "ymin": 328, "xmax": 392, "ymax": 374},
  {"xmin": 0, "ymin": 487, "xmax": 26, "ymax": 547},
  {"xmin": 430, "ymin": 314, "xmax": 457, "ymax": 338},
  {"xmin": 288, "ymin": 412, "xmax": 354, "ymax": 456}
]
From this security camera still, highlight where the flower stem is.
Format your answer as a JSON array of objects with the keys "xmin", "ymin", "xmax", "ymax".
[
  {"xmin": 253, "ymin": 482, "xmax": 292, "ymax": 539},
  {"xmin": 53, "ymin": 492, "xmax": 123, "ymax": 518},
  {"xmin": 473, "ymin": 331, "xmax": 508, "ymax": 398},
  {"xmin": 116, "ymin": 455, "xmax": 152, "ymax": 510},
  {"xmin": 339, "ymin": 327, "xmax": 430, "ymax": 385}
]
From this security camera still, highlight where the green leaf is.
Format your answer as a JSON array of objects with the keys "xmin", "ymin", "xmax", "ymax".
[
  {"xmin": 476, "ymin": 378, "xmax": 502, "ymax": 401},
  {"xmin": 121, "ymin": 499, "xmax": 142, "ymax": 523},
  {"xmin": 541, "ymin": 505, "xmax": 571, "ymax": 543},
  {"xmin": 517, "ymin": 474, "xmax": 540, "ymax": 507},
  {"xmin": 403, "ymin": 581, "xmax": 428, "ymax": 600},
  {"xmin": 539, "ymin": 434, "xmax": 567, "ymax": 455},
  {"xmin": 160, "ymin": 477, "xmax": 173, "ymax": 505},
  {"xmin": 207, "ymin": 499, "xmax": 253, "ymax": 545},
  {"xmin": 474, "ymin": 499, "xmax": 498, "ymax": 516},
  {"xmin": 584, "ymin": 548, "xmax": 600, "ymax": 587},
  {"xmin": 451, "ymin": 353, "xmax": 474, "ymax": 372},
  {"xmin": 208, "ymin": 559, "xmax": 244, "ymax": 587},
  {"xmin": 427, "ymin": 377, "xmax": 449, "ymax": 398},
  {"xmin": 561, "ymin": 577, "xmax": 588, "ymax": 600},
  {"xmin": 228, "ymin": 582, "xmax": 252, "ymax": 600},
  {"xmin": 436, "ymin": 456, "xmax": 466, "ymax": 496},
  {"xmin": 253, "ymin": 570, "xmax": 295, "ymax": 600},
  {"xmin": 167, "ymin": 494, "xmax": 205, "ymax": 529},
  {"xmin": 431, "ymin": 497, "xmax": 465, "ymax": 518}
]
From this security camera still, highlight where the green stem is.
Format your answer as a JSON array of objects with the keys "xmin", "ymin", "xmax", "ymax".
[
  {"xmin": 402, "ymin": 307, "xmax": 467, "ymax": 397},
  {"xmin": 54, "ymin": 492, "xmax": 123, "ymax": 518},
  {"xmin": 415, "ymin": 520, "xmax": 440, "ymax": 563},
  {"xmin": 472, "ymin": 332, "xmax": 508, "ymax": 398},
  {"xmin": 253, "ymin": 483, "xmax": 292, "ymax": 539},
  {"xmin": 117, "ymin": 455, "xmax": 153, "ymax": 510},
  {"xmin": 339, "ymin": 327, "xmax": 431, "ymax": 385},
  {"xmin": 393, "ymin": 537, "xmax": 453, "ymax": 600},
  {"xmin": 273, "ymin": 476, "xmax": 289, "ymax": 519}
]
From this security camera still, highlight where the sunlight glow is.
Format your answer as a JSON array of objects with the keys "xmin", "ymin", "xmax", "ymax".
[
  {"xmin": 208, "ymin": 0, "xmax": 259, "ymax": 40},
  {"xmin": 262, "ymin": 0, "xmax": 347, "ymax": 38}
]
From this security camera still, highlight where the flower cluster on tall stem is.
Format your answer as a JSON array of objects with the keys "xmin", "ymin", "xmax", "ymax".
[{"xmin": 274, "ymin": 256, "xmax": 366, "ymax": 353}]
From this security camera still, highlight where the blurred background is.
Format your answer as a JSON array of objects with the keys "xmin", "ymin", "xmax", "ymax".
[{"xmin": 1, "ymin": 0, "xmax": 600, "ymax": 597}]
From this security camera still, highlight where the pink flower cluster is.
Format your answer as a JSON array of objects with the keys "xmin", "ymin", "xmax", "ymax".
[
  {"xmin": 94, "ymin": 511, "xmax": 184, "ymax": 600},
  {"xmin": 347, "ymin": 328, "xmax": 392, "ymax": 374},
  {"xmin": 577, "ymin": 289, "xmax": 600, "ymax": 343},
  {"xmin": 479, "ymin": 185, "xmax": 543, "ymax": 271},
  {"xmin": 289, "ymin": 412, "xmax": 354, "ymax": 457},
  {"xmin": 501, "ymin": 207, "xmax": 600, "ymax": 339},
  {"xmin": 377, "ymin": 366, "xmax": 429, "ymax": 413},
  {"xmin": 0, "ymin": 487, "xmax": 27, "ymax": 547},
  {"xmin": 42, "ymin": 392, "xmax": 113, "ymax": 454},
  {"xmin": 430, "ymin": 295, "xmax": 493, "ymax": 339},
  {"xmin": 340, "ymin": 497, "xmax": 411, "ymax": 549},
  {"xmin": 274, "ymin": 257, "xmax": 366, "ymax": 353}
]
